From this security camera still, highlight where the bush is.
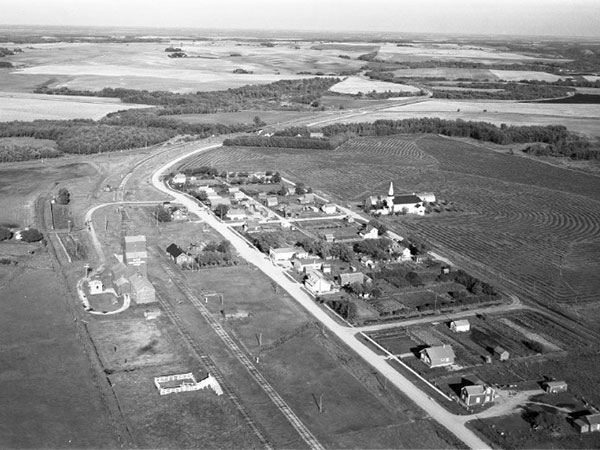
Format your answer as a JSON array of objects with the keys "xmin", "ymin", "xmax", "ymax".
[
  {"xmin": 56, "ymin": 188, "xmax": 70, "ymax": 205},
  {"xmin": 20, "ymin": 228, "xmax": 43, "ymax": 242},
  {"xmin": 0, "ymin": 226, "xmax": 13, "ymax": 241}
]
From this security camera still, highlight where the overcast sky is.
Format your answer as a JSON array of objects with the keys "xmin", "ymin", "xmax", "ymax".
[{"xmin": 1, "ymin": 0, "xmax": 599, "ymax": 37}]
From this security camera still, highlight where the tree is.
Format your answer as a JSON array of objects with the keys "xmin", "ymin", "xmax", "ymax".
[
  {"xmin": 216, "ymin": 240, "xmax": 231, "ymax": 254},
  {"xmin": 155, "ymin": 205, "xmax": 172, "ymax": 222},
  {"xmin": 278, "ymin": 185, "xmax": 288, "ymax": 196},
  {"xmin": 272, "ymin": 172, "xmax": 281, "ymax": 183},
  {"xmin": 295, "ymin": 182, "xmax": 306, "ymax": 195},
  {"xmin": 20, "ymin": 228, "xmax": 43, "ymax": 242},
  {"xmin": 369, "ymin": 219, "xmax": 387, "ymax": 236},
  {"xmin": 0, "ymin": 226, "xmax": 12, "ymax": 241},
  {"xmin": 194, "ymin": 191, "xmax": 208, "ymax": 202},
  {"xmin": 331, "ymin": 243, "xmax": 353, "ymax": 262},
  {"xmin": 56, "ymin": 188, "xmax": 70, "ymax": 205},
  {"xmin": 253, "ymin": 115, "xmax": 265, "ymax": 127},
  {"xmin": 214, "ymin": 204, "xmax": 229, "ymax": 219}
]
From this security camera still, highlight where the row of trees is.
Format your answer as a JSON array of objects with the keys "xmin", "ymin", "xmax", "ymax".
[
  {"xmin": 223, "ymin": 135, "xmax": 335, "ymax": 150},
  {"xmin": 523, "ymin": 143, "xmax": 600, "ymax": 160},
  {"xmin": 438, "ymin": 269, "xmax": 497, "ymax": 296},
  {"xmin": 432, "ymin": 83, "xmax": 574, "ymax": 101},
  {"xmin": 321, "ymin": 118, "xmax": 579, "ymax": 146}
]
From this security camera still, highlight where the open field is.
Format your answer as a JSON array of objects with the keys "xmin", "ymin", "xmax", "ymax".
[
  {"xmin": 329, "ymin": 76, "xmax": 421, "ymax": 94},
  {"xmin": 180, "ymin": 134, "xmax": 600, "ymax": 329},
  {"xmin": 5, "ymin": 40, "xmax": 362, "ymax": 93},
  {"xmin": 164, "ymin": 110, "xmax": 318, "ymax": 126},
  {"xmin": 0, "ymin": 255, "xmax": 120, "ymax": 448},
  {"xmin": 392, "ymin": 67, "xmax": 568, "ymax": 82},
  {"xmin": 0, "ymin": 92, "xmax": 149, "ymax": 121},
  {"xmin": 489, "ymin": 69, "xmax": 566, "ymax": 82},
  {"xmin": 376, "ymin": 43, "xmax": 571, "ymax": 63},
  {"xmin": 324, "ymin": 99, "xmax": 600, "ymax": 137}
]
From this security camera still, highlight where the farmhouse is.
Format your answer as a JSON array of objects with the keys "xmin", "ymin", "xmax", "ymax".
[
  {"xmin": 130, "ymin": 274, "xmax": 156, "ymax": 304},
  {"xmin": 321, "ymin": 204, "xmax": 337, "ymax": 215},
  {"xmin": 324, "ymin": 233, "xmax": 335, "ymax": 243},
  {"xmin": 494, "ymin": 346, "xmax": 510, "ymax": 361},
  {"xmin": 299, "ymin": 193, "xmax": 315, "ymax": 204},
  {"xmin": 574, "ymin": 413, "xmax": 600, "ymax": 433},
  {"xmin": 389, "ymin": 242, "xmax": 412, "ymax": 261},
  {"xmin": 450, "ymin": 319, "xmax": 471, "ymax": 333},
  {"xmin": 269, "ymin": 247, "xmax": 297, "ymax": 261},
  {"xmin": 265, "ymin": 196, "xmax": 278, "ymax": 207},
  {"xmin": 420, "ymin": 345, "xmax": 456, "ymax": 368},
  {"xmin": 461, "ymin": 385, "xmax": 496, "ymax": 406},
  {"xmin": 304, "ymin": 271, "xmax": 334, "ymax": 295},
  {"xmin": 543, "ymin": 380, "xmax": 568, "ymax": 393},
  {"xmin": 339, "ymin": 271, "xmax": 364, "ymax": 286},
  {"xmin": 294, "ymin": 258, "xmax": 322, "ymax": 273},
  {"xmin": 359, "ymin": 225, "xmax": 379, "ymax": 240},
  {"xmin": 172, "ymin": 173, "xmax": 187, "ymax": 185},
  {"xmin": 88, "ymin": 279, "xmax": 103, "ymax": 294}
]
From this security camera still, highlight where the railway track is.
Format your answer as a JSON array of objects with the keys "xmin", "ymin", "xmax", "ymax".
[
  {"xmin": 155, "ymin": 291, "xmax": 273, "ymax": 450},
  {"xmin": 151, "ymin": 247, "xmax": 325, "ymax": 450}
]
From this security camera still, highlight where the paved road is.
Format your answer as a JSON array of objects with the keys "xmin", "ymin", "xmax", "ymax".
[{"xmin": 151, "ymin": 142, "xmax": 492, "ymax": 450}]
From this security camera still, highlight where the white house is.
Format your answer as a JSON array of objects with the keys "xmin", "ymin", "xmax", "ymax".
[
  {"xmin": 321, "ymin": 204, "xmax": 337, "ymax": 215},
  {"xmin": 172, "ymin": 173, "xmax": 187, "ymax": 185},
  {"xmin": 359, "ymin": 225, "xmax": 379, "ymax": 240},
  {"xmin": 226, "ymin": 208, "xmax": 246, "ymax": 221},
  {"xmin": 304, "ymin": 272, "xmax": 334, "ymax": 295},
  {"xmin": 450, "ymin": 319, "xmax": 471, "ymax": 333},
  {"xmin": 420, "ymin": 345, "xmax": 456, "ymax": 368},
  {"xmin": 269, "ymin": 247, "xmax": 297, "ymax": 261},
  {"xmin": 293, "ymin": 258, "xmax": 322, "ymax": 273},
  {"xmin": 88, "ymin": 279, "xmax": 103, "ymax": 295}
]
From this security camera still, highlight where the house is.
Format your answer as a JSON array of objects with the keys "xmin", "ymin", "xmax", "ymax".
[
  {"xmin": 494, "ymin": 346, "xmax": 510, "ymax": 361},
  {"xmin": 226, "ymin": 208, "xmax": 246, "ymax": 221},
  {"xmin": 304, "ymin": 271, "xmax": 334, "ymax": 295},
  {"xmin": 197, "ymin": 185, "xmax": 217, "ymax": 196},
  {"xmin": 299, "ymin": 193, "xmax": 315, "ymax": 204},
  {"xmin": 207, "ymin": 196, "xmax": 231, "ymax": 208},
  {"xmin": 310, "ymin": 132, "xmax": 324, "ymax": 138},
  {"xmin": 243, "ymin": 220, "xmax": 262, "ymax": 233},
  {"xmin": 266, "ymin": 196, "xmax": 278, "ymax": 207},
  {"xmin": 171, "ymin": 209, "xmax": 188, "ymax": 221},
  {"xmin": 574, "ymin": 413, "xmax": 600, "ymax": 433},
  {"xmin": 166, "ymin": 243, "xmax": 195, "ymax": 267},
  {"xmin": 228, "ymin": 187, "xmax": 240, "ymax": 194},
  {"xmin": 123, "ymin": 235, "xmax": 148, "ymax": 275},
  {"xmin": 324, "ymin": 233, "xmax": 335, "ymax": 243},
  {"xmin": 450, "ymin": 319, "xmax": 471, "ymax": 333},
  {"xmin": 322, "ymin": 263, "xmax": 332, "ymax": 274},
  {"xmin": 285, "ymin": 187, "xmax": 296, "ymax": 196},
  {"xmin": 416, "ymin": 192, "xmax": 436, "ymax": 203},
  {"xmin": 232, "ymin": 191, "xmax": 245, "ymax": 201},
  {"xmin": 172, "ymin": 173, "xmax": 187, "ymax": 185},
  {"xmin": 389, "ymin": 242, "xmax": 412, "ymax": 261},
  {"xmin": 293, "ymin": 247, "xmax": 310, "ymax": 259},
  {"xmin": 130, "ymin": 274, "xmax": 156, "ymax": 304},
  {"xmin": 339, "ymin": 272, "xmax": 364, "ymax": 286},
  {"xmin": 542, "ymin": 380, "xmax": 568, "ymax": 394},
  {"xmin": 461, "ymin": 385, "xmax": 496, "ymax": 406},
  {"xmin": 257, "ymin": 192, "xmax": 268, "ymax": 201},
  {"xmin": 294, "ymin": 258, "xmax": 322, "ymax": 273},
  {"xmin": 412, "ymin": 253, "xmax": 427, "ymax": 263},
  {"xmin": 359, "ymin": 225, "xmax": 379, "ymax": 240},
  {"xmin": 360, "ymin": 256, "xmax": 375, "ymax": 269},
  {"xmin": 321, "ymin": 204, "xmax": 337, "ymax": 215},
  {"xmin": 88, "ymin": 279, "xmax": 103, "ymax": 294},
  {"xmin": 269, "ymin": 247, "xmax": 297, "ymax": 261},
  {"xmin": 420, "ymin": 345, "xmax": 456, "ymax": 368}
]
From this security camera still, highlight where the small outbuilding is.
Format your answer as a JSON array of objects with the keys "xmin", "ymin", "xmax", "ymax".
[
  {"xmin": 494, "ymin": 346, "xmax": 510, "ymax": 361},
  {"xmin": 574, "ymin": 413, "xmax": 600, "ymax": 433},
  {"xmin": 542, "ymin": 380, "xmax": 568, "ymax": 394},
  {"xmin": 450, "ymin": 319, "xmax": 471, "ymax": 333}
]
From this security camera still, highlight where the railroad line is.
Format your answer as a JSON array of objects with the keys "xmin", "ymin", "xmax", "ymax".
[
  {"xmin": 155, "ymin": 290, "xmax": 273, "ymax": 450},
  {"xmin": 152, "ymin": 248, "xmax": 325, "ymax": 450}
]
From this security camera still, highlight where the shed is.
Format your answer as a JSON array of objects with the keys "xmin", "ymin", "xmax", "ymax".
[
  {"xmin": 542, "ymin": 380, "xmax": 568, "ymax": 394},
  {"xmin": 574, "ymin": 413, "xmax": 600, "ymax": 433},
  {"xmin": 494, "ymin": 346, "xmax": 510, "ymax": 361},
  {"xmin": 450, "ymin": 319, "xmax": 471, "ymax": 333}
]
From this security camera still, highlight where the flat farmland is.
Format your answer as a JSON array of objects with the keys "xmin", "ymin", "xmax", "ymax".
[
  {"xmin": 179, "ymin": 134, "xmax": 600, "ymax": 329},
  {"xmin": 164, "ymin": 110, "xmax": 317, "ymax": 126},
  {"xmin": 0, "ymin": 92, "xmax": 149, "ymax": 121},
  {"xmin": 394, "ymin": 68, "xmax": 567, "ymax": 82},
  {"xmin": 329, "ymin": 76, "xmax": 421, "ymax": 94},
  {"xmin": 330, "ymin": 99, "xmax": 600, "ymax": 138},
  {"xmin": 7, "ymin": 40, "xmax": 361, "ymax": 93}
]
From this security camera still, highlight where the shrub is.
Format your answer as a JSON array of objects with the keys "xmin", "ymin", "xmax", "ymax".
[
  {"xmin": 20, "ymin": 228, "xmax": 43, "ymax": 242},
  {"xmin": 0, "ymin": 226, "xmax": 13, "ymax": 241},
  {"xmin": 56, "ymin": 188, "xmax": 70, "ymax": 205}
]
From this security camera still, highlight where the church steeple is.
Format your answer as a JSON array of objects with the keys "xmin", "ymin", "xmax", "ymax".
[{"xmin": 388, "ymin": 181, "xmax": 394, "ymax": 197}]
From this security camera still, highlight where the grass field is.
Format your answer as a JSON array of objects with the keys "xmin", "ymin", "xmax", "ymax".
[
  {"xmin": 164, "ymin": 110, "xmax": 318, "ymax": 126},
  {"xmin": 0, "ymin": 256, "xmax": 119, "ymax": 448},
  {"xmin": 329, "ymin": 76, "xmax": 421, "ymax": 94},
  {"xmin": 0, "ymin": 92, "xmax": 149, "ymax": 121},
  {"xmin": 179, "ymin": 134, "xmax": 600, "ymax": 330}
]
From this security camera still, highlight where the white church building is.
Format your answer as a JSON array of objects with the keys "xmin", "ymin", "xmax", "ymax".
[{"xmin": 365, "ymin": 182, "xmax": 428, "ymax": 216}]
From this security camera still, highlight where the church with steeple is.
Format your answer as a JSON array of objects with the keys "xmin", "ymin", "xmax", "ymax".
[{"xmin": 365, "ymin": 182, "xmax": 434, "ymax": 216}]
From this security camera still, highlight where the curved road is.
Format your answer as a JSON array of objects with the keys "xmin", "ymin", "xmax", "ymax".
[{"xmin": 151, "ymin": 142, "xmax": 492, "ymax": 450}]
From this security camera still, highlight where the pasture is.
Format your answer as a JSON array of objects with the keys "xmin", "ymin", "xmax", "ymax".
[
  {"xmin": 0, "ymin": 92, "xmax": 149, "ymax": 121},
  {"xmin": 8, "ymin": 40, "xmax": 362, "ymax": 93},
  {"xmin": 329, "ymin": 76, "xmax": 421, "ymax": 94},
  {"xmin": 179, "ymin": 134, "xmax": 600, "ymax": 330}
]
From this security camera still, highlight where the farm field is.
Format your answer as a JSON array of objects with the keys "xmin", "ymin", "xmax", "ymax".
[
  {"xmin": 327, "ymin": 99, "xmax": 600, "ymax": 137},
  {"xmin": 179, "ymin": 134, "xmax": 600, "ymax": 329},
  {"xmin": 164, "ymin": 110, "xmax": 318, "ymax": 126},
  {"xmin": 393, "ymin": 67, "xmax": 568, "ymax": 82},
  {"xmin": 0, "ymin": 254, "xmax": 120, "ymax": 448},
  {"xmin": 5, "ymin": 40, "xmax": 362, "ymax": 93},
  {"xmin": 329, "ymin": 76, "xmax": 421, "ymax": 94}
]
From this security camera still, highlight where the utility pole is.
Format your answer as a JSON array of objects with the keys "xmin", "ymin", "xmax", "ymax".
[{"xmin": 318, "ymin": 394, "xmax": 323, "ymax": 413}]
